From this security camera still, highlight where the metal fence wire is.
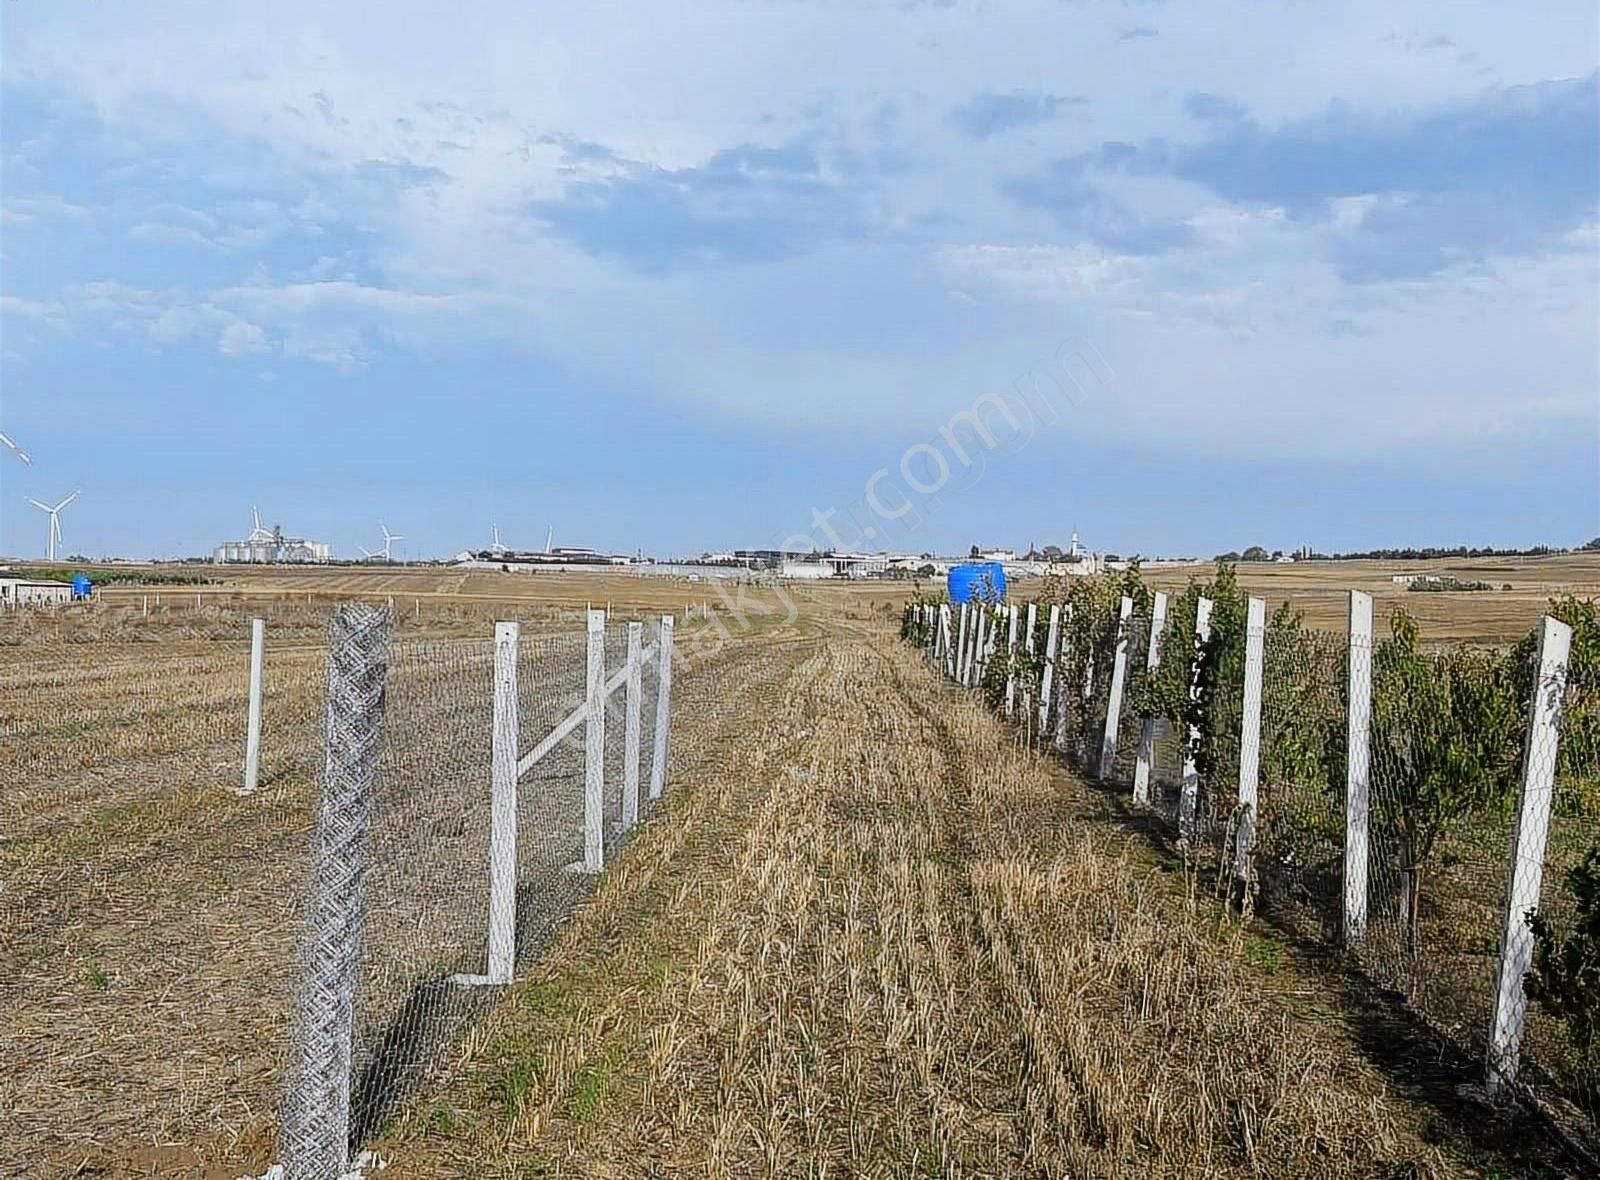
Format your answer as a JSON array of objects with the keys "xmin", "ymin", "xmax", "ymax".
[{"xmin": 275, "ymin": 608, "xmax": 683, "ymax": 1175}]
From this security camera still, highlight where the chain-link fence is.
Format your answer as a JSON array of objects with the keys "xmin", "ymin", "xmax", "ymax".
[
  {"xmin": 1, "ymin": 599, "xmax": 694, "ymax": 1178},
  {"xmin": 907, "ymin": 586, "xmax": 1598, "ymax": 1149}
]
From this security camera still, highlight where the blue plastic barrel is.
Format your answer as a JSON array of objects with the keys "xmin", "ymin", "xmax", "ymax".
[
  {"xmin": 947, "ymin": 561, "xmax": 1007, "ymax": 603},
  {"xmin": 71, "ymin": 573, "xmax": 92, "ymax": 600}
]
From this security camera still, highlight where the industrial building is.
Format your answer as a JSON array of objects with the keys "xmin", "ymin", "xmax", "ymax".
[
  {"xmin": 214, "ymin": 509, "xmax": 332, "ymax": 564},
  {"xmin": 0, "ymin": 577, "xmax": 75, "ymax": 607}
]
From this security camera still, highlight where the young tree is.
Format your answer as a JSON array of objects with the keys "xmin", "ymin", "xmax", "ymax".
[
  {"xmin": 1369, "ymin": 611, "xmax": 1522, "ymax": 962},
  {"xmin": 1526, "ymin": 847, "xmax": 1600, "ymax": 1112}
]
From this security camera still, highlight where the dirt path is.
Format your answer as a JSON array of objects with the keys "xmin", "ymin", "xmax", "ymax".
[{"xmin": 379, "ymin": 622, "xmax": 1535, "ymax": 1178}]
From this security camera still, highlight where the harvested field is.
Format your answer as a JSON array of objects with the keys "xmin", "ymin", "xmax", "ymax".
[
  {"xmin": 373, "ymin": 618, "xmax": 1571, "ymax": 1179},
  {"xmin": 0, "ymin": 597, "xmax": 793, "ymax": 1179},
  {"xmin": 3, "ymin": 573, "xmax": 1587, "ymax": 1177}
]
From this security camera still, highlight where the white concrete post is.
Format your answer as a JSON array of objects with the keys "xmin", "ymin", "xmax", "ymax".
[
  {"xmin": 621, "ymin": 621, "xmax": 644, "ymax": 831},
  {"xmin": 242, "ymin": 617, "xmax": 266, "ymax": 793},
  {"xmin": 1345, "ymin": 590, "xmax": 1374, "ymax": 943},
  {"xmin": 1133, "ymin": 591, "xmax": 1169, "ymax": 805},
  {"xmin": 1038, "ymin": 604, "xmax": 1061, "ymax": 734},
  {"xmin": 648, "ymin": 615, "xmax": 676, "ymax": 801},
  {"xmin": 583, "ymin": 609, "xmax": 606, "ymax": 873},
  {"xmin": 1022, "ymin": 602, "xmax": 1038, "ymax": 719},
  {"xmin": 1005, "ymin": 604, "xmax": 1020, "ymax": 717},
  {"xmin": 939, "ymin": 604, "xmax": 954, "ymax": 678},
  {"xmin": 1099, "ymin": 595, "xmax": 1135, "ymax": 779},
  {"xmin": 1054, "ymin": 604, "xmax": 1076, "ymax": 751},
  {"xmin": 1178, "ymin": 596, "xmax": 1213, "ymax": 841},
  {"xmin": 1487, "ymin": 615, "xmax": 1572, "ymax": 1094},
  {"xmin": 142, "ymin": 594, "xmax": 149, "ymax": 617},
  {"xmin": 955, "ymin": 603, "xmax": 971, "ymax": 683},
  {"xmin": 972, "ymin": 601, "xmax": 985, "ymax": 684},
  {"xmin": 1234, "ymin": 598, "xmax": 1267, "ymax": 879},
  {"xmin": 487, "ymin": 621, "xmax": 519, "ymax": 983},
  {"xmin": 968, "ymin": 607, "xmax": 985, "ymax": 688}
]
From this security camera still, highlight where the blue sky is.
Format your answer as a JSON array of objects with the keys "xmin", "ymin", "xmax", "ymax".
[{"xmin": 1, "ymin": 1, "xmax": 1595, "ymax": 560}]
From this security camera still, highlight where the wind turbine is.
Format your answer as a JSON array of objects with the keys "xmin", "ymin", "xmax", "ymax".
[
  {"xmin": 27, "ymin": 491, "xmax": 79, "ymax": 561},
  {"xmin": 0, "ymin": 430, "xmax": 31, "ymax": 465},
  {"xmin": 378, "ymin": 523, "xmax": 405, "ymax": 562},
  {"xmin": 545, "ymin": 525, "xmax": 554, "ymax": 555},
  {"xmin": 488, "ymin": 523, "xmax": 508, "ymax": 555},
  {"xmin": 247, "ymin": 506, "xmax": 274, "ymax": 542}
]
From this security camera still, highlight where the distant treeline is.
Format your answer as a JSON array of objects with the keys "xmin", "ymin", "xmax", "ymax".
[
  {"xmin": 1215, "ymin": 542, "xmax": 1590, "ymax": 563},
  {"xmin": 5, "ymin": 566, "xmax": 215, "ymax": 586}
]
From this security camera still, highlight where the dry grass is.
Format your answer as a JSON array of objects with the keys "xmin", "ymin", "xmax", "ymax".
[
  {"xmin": 5, "ymin": 571, "xmax": 1582, "ymax": 1176},
  {"xmin": 0, "ymin": 597, "xmax": 767, "ymax": 1179},
  {"xmin": 380, "ymin": 621, "xmax": 1536, "ymax": 1178}
]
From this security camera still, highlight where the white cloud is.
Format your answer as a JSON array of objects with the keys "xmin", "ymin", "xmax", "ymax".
[{"xmin": 217, "ymin": 320, "xmax": 270, "ymax": 355}]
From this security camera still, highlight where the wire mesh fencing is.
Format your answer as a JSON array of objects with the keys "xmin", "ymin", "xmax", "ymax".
[
  {"xmin": 1, "ymin": 595, "xmax": 691, "ymax": 1177},
  {"xmin": 275, "ymin": 607, "xmax": 682, "ymax": 1175}
]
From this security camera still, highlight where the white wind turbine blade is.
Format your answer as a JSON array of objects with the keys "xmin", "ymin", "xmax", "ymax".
[
  {"xmin": 27, "ymin": 497, "xmax": 51, "ymax": 511},
  {"xmin": 0, "ymin": 431, "xmax": 31, "ymax": 464},
  {"xmin": 359, "ymin": 545, "xmax": 376, "ymax": 559},
  {"xmin": 52, "ymin": 490, "xmax": 79, "ymax": 512}
]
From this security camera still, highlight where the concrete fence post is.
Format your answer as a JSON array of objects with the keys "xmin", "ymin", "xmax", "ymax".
[
  {"xmin": 1487, "ymin": 615, "xmax": 1572, "ymax": 1094},
  {"xmin": 955, "ymin": 603, "xmax": 971, "ymax": 683},
  {"xmin": 1099, "ymin": 595, "xmax": 1134, "ymax": 780},
  {"xmin": 621, "ymin": 621, "xmax": 644, "ymax": 831},
  {"xmin": 1022, "ymin": 602, "xmax": 1038, "ymax": 719},
  {"xmin": 279, "ymin": 603, "xmax": 392, "ymax": 1180},
  {"xmin": 1234, "ymin": 598, "xmax": 1267, "ymax": 882},
  {"xmin": 242, "ymin": 617, "xmax": 266, "ymax": 793},
  {"xmin": 582, "ymin": 609, "xmax": 606, "ymax": 873},
  {"xmin": 966, "ymin": 607, "xmax": 980, "ymax": 688},
  {"xmin": 1133, "ymin": 591, "xmax": 1169, "ymax": 805},
  {"xmin": 1344, "ymin": 591, "xmax": 1373, "ymax": 943},
  {"xmin": 1005, "ymin": 604, "xmax": 1020, "ymax": 717},
  {"xmin": 1038, "ymin": 604, "xmax": 1061, "ymax": 735},
  {"xmin": 1178, "ymin": 596, "xmax": 1213, "ymax": 842},
  {"xmin": 1054, "ymin": 604, "xmax": 1075, "ymax": 752},
  {"xmin": 486, "ymin": 621, "xmax": 520, "ymax": 983},
  {"xmin": 648, "ymin": 615, "xmax": 675, "ymax": 801}
]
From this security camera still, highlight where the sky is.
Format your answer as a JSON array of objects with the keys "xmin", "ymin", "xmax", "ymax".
[{"xmin": 0, "ymin": 1, "xmax": 1596, "ymax": 561}]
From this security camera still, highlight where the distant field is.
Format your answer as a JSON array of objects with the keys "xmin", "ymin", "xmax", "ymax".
[
  {"xmin": 87, "ymin": 564, "xmax": 792, "ymax": 621},
  {"xmin": 1137, "ymin": 553, "xmax": 1600, "ymax": 644},
  {"xmin": 816, "ymin": 553, "xmax": 1600, "ymax": 645},
  {"xmin": 27, "ymin": 551, "xmax": 1600, "ymax": 645}
]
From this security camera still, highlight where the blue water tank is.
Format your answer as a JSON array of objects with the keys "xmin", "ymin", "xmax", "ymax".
[
  {"xmin": 947, "ymin": 561, "xmax": 1007, "ymax": 603},
  {"xmin": 71, "ymin": 573, "xmax": 92, "ymax": 600}
]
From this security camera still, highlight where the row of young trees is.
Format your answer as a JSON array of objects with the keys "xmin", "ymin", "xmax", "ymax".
[{"xmin": 904, "ymin": 566, "xmax": 1599, "ymax": 1106}]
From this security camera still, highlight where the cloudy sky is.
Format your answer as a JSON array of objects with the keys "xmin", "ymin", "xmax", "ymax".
[{"xmin": 1, "ymin": 1, "xmax": 1595, "ymax": 560}]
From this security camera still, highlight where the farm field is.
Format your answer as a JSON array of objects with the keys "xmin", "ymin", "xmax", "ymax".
[
  {"xmin": 372, "ymin": 616, "xmax": 1564, "ymax": 1178},
  {"xmin": 840, "ymin": 552, "xmax": 1600, "ymax": 645},
  {"xmin": 23, "ymin": 550, "xmax": 1597, "ymax": 645},
  {"xmin": 3, "ymin": 567, "xmax": 1591, "ymax": 1177},
  {"xmin": 0, "ymin": 587, "xmax": 799, "ymax": 1178},
  {"xmin": 81, "ymin": 562, "xmax": 786, "ymax": 622}
]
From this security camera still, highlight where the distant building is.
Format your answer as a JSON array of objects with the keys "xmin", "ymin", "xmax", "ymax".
[
  {"xmin": 0, "ymin": 577, "xmax": 74, "ymax": 607},
  {"xmin": 214, "ymin": 509, "xmax": 331, "ymax": 564}
]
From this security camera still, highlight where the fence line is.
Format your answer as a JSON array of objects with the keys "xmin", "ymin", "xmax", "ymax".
[{"xmin": 904, "ymin": 583, "xmax": 1595, "ymax": 1140}]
